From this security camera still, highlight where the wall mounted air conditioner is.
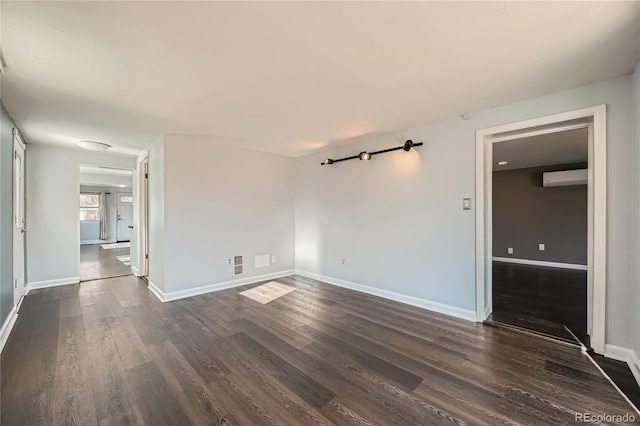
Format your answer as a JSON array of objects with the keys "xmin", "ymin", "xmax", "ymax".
[{"xmin": 542, "ymin": 169, "xmax": 587, "ymax": 187}]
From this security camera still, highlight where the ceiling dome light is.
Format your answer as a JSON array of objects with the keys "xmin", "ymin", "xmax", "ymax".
[
  {"xmin": 359, "ymin": 151, "xmax": 372, "ymax": 161},
  {"xmin": 497, "ymin": 161, "xmax": 508, "ymax": 166},
  {"xmin": 77, "ymin": 140, "xmax": 111, "ymax": 151}
]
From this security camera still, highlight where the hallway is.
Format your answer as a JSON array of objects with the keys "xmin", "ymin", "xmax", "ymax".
[{"xmin": 80, "ymin": 243, "xmax": 131, "ymax": 282}]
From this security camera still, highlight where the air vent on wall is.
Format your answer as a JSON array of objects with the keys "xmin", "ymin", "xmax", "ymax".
[{"xmin": 233, "ymin": 255, "xmax": 243, "ymax": 276}]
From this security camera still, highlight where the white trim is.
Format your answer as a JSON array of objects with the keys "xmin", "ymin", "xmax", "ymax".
[
  {"xmin": 131, "ymin": 265, "xmax": 141, "ymax": 277},
  {"xmin": 605, "ymin": 344, "xmax": 640, "ymax": 389},
  {"xmin": 148, "ymin": 270, "xmax": 296, "ymax": 303},
  {"xmin": 489, "ymin": 122, "xmax": 589, "ymax": 144},
  {"xmin": 0, "ymin": 305, "xmax": 18, "ymax": 353},
  {"xmin": 492, "ymin": 257, "xmax": 587, "ymax": 271},
  {"xmin": 80, "ymin": 239, "xmax": 116, "ymax": 245},
  {"xmin": 26, "ymin": 277, "xmax": 80, "ymax": 291},
  {"xmin": 134, "ymin": 151, "xmax": 150, "ymax": 278},
  {"xmin": 295, "ymin": 270, "xmax": 476, "ymax": 322},
  {"xmin": 147, "ymin": 280, "xmax": 165, "ymax": 302},
  {"xmin": 476, "ymin": 104, "xmax": 607, "ymax": 354}
]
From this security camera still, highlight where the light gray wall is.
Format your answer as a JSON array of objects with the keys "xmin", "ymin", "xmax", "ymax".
[
  {"xmin": 148, "ymin": 140, "xmax": 165, "ymax": 291},
  {"xmin": 79, "ymin": 186, "xmax": 119, "ymax": 243},
  {"xmin": 26, "ymin": 145, "xmax": 136, "ymax": 283},
  {"xmin": 633, "ymin": 61, "xmax": 640, "ymax": 358},
  {"xmin": 493, "ymin": 163, "xmax": 588, "ymax": 264},
  {"xmin": 162, "ymin": 135, "xmax": 295, "ymax": 293},
  {"xmin": 295, "ymin": 75, "xmax": 635, "ymax": 348},
  {"xmin": 0, "ymin": 103, "xmax": 15, "ymax": 326},
  {"xmin": 79, "ymin": 172, "xmax": 132, "ymax": 188}
]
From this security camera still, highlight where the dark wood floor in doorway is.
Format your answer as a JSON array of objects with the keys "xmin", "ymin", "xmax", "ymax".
[
  {"xmin": 491, "ymin": 261, "xmax": 588, "ymax": 345},
  {"xmin": 2, "ymin": 274, "xmax": 637, "ymax": 425},
  {"xmin": 80, "ymin": 243, "xmax": 131, "ymax": 281}
]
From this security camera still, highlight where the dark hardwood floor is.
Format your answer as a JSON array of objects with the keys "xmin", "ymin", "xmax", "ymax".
[
  {"xmin": 80, "ymin": 243, "xmax": 131, "ymax": 282},
  {"xmin": 2, "ymin": 274, "xmax": 638, "ymax": 425},
  {"xmin": 491, "ymin": 261, "xmax": 588, "ymax": 345},
  {"xmin": 590, "ymin": 353, "xmax": 640, "ymax": 411}
]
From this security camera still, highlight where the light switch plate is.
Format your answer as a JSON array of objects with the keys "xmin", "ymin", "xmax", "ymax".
[
  {"xmin": 463, "ymin": 198, "xmax": 472, "ymax": 210},
  {"xmin": 508, "ymin": 247, "xmax": 513, "ymax": 254},
  {"xmin": 539, "ymin": 243, "xmax": 545, "ymax": 251}
]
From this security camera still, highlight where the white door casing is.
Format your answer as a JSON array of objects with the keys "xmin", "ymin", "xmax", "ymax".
[
  {"xmin": 116, "ymin": 193, "xmax": 133, "ymax": 242},
  {"xmin": 13, "ymin": 129, "xmax": 26, "ymax": 309},
  {"xmin": 475, "ymin": 105, "xmax": 606, "ymax": 354}
]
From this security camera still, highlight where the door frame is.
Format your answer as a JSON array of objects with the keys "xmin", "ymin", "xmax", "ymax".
[
  {"xmin": 12, "ymin": 128, "xmax": 26, "ymax": 310},
  {"xmin": 77, "ymin": 164, "xmax": 134, "ymax": 279},
  {"xmin": 132, "ymin": 150, "xmax": 149, "ymax": 277},
  {"xmin": 475, "ymin": 104, "xmax": 606, "ymax": 354}
]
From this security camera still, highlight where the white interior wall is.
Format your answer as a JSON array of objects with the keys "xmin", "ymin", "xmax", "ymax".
[
  {"xmin": 79, "ymin": 172, "xmax": 132, "ymax": 188},
  {"xmin": 160, "ymin": 135, "xmax": 295, "ymax": 294},
  {"xmin": 294, "ymin": 75, "xmax": 635, "ymax": 349},
  {"xmin": 147, "ymin": 140, "xmax": 165, "ymax": 291},
  {"xmin": 26, "ymin": 145, "xmax": 136, "ymax": 284}
]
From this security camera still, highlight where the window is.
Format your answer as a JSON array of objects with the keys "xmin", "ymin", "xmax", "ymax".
[{"xmin": 80, "ymin": 193, "xmax": 100, "ymax": 221}]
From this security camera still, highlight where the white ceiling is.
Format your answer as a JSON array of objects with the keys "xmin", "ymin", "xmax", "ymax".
[
  {"xmin": 493, "ymin": 128, "xmax": 588, "ymax": 171},
  {"xmin": 2, "ymin": 2, "xmax": 639, "ymax": 157}
]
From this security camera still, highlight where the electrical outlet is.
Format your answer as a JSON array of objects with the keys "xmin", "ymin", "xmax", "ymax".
[
  {"xmin": 507, "ymin": 247, "xmax": 513, "ymax": 254},
  {"xmin": 539, "ymin": 243, "xmax": 545, "ymax": 251},
  {"xmin": 341, "ymin": 258, "xmax": 346, "ymax": 265},
  {"xmin": 271, "ymin": 255, "xmax": 277, "ymax": 264}
]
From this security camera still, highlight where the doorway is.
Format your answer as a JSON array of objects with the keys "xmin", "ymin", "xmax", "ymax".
[
  {"xmin": 116, "ymin": 192, "xmax": 133, "ymax": 242},
  {"xmin": 476, "ymin": 105, "xmax": 607, "ymax": 354},
  {"xmin": 12, "ymin": 129, "xmax": 26, "ymax": 310},
  {"xmin": 489, "ymin": 128, "xmax": 589, "ymax": 345},
  {"xmin": 78, "ymin": 165, "xmax": 134, "ymax": 281}
]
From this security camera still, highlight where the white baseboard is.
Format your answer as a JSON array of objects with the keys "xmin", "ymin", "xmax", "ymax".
[
  {"xmin": 148, "ymin": 269, "xmax": 296, "ymax": 303},
  {"xmin": 131, "ymin": 265, "xmax": 140, "ymax": 277},
  {"xmin": 147, "ymin": 280, "xmax": 165, "ymax": 302},
  {"xmin": 605, "ymin": 344, "xmax": 640, "ymax": 387},
  {"xmin": 492, "ymin": 256, "xmax": 587, "ymax": 271},
  {"xmin": 26, "ymin": 277, "xmax": 80, "ymax": 292},
  {"xmin": 80, "ymin": 239, "xmax": 116, "ymax": 245},
  {"xmin": 295, "ymin": 270, "xmax": 476, "ymax": 322},
  {"xmin": 0, "ymin": 305, "xmax": 18, "ymax": 353}
]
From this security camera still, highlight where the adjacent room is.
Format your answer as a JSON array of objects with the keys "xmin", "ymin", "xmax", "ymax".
[
  {"xmin": 1, "ymin": 1, "xmax": 639, "ymax": 424},
  {"xmin": 79, "ymin": 165, "xmax": 134, "ymax": 282},
  {"xmin": 490, "ymin": 128, "xmax": 589, "ymax": 344}
]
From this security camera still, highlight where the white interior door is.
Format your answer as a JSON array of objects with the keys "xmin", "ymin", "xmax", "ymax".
[
  {"xmin": 116, "ymin": 193, "xmax": 133, "ymax": 242},
  {"xmin": 13, "ymin": 129, "xmax": 26, "ymax": 309}
]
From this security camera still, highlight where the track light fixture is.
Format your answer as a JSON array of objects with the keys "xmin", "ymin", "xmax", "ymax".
[{"xmin": 320, "ymin": 140, "xmax": 423, "ymax": 166}]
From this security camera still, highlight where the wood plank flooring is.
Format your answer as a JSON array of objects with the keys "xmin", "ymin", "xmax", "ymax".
[
  {"xmin": 80, "ymin": 244, "xmax": 131, "ymax": 281},
  {"xmin": 491, "ymin": 262, "xmax": 588, "ymax": 345},
  {"xmin": 2, "ymin": 274, "xmax": 638, "ymax": 425}
]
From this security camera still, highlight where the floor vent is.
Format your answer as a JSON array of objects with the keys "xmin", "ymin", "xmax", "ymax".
[{"xmin": 233, "ymin": 255, "xmax": 243, "ymax": 276}]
